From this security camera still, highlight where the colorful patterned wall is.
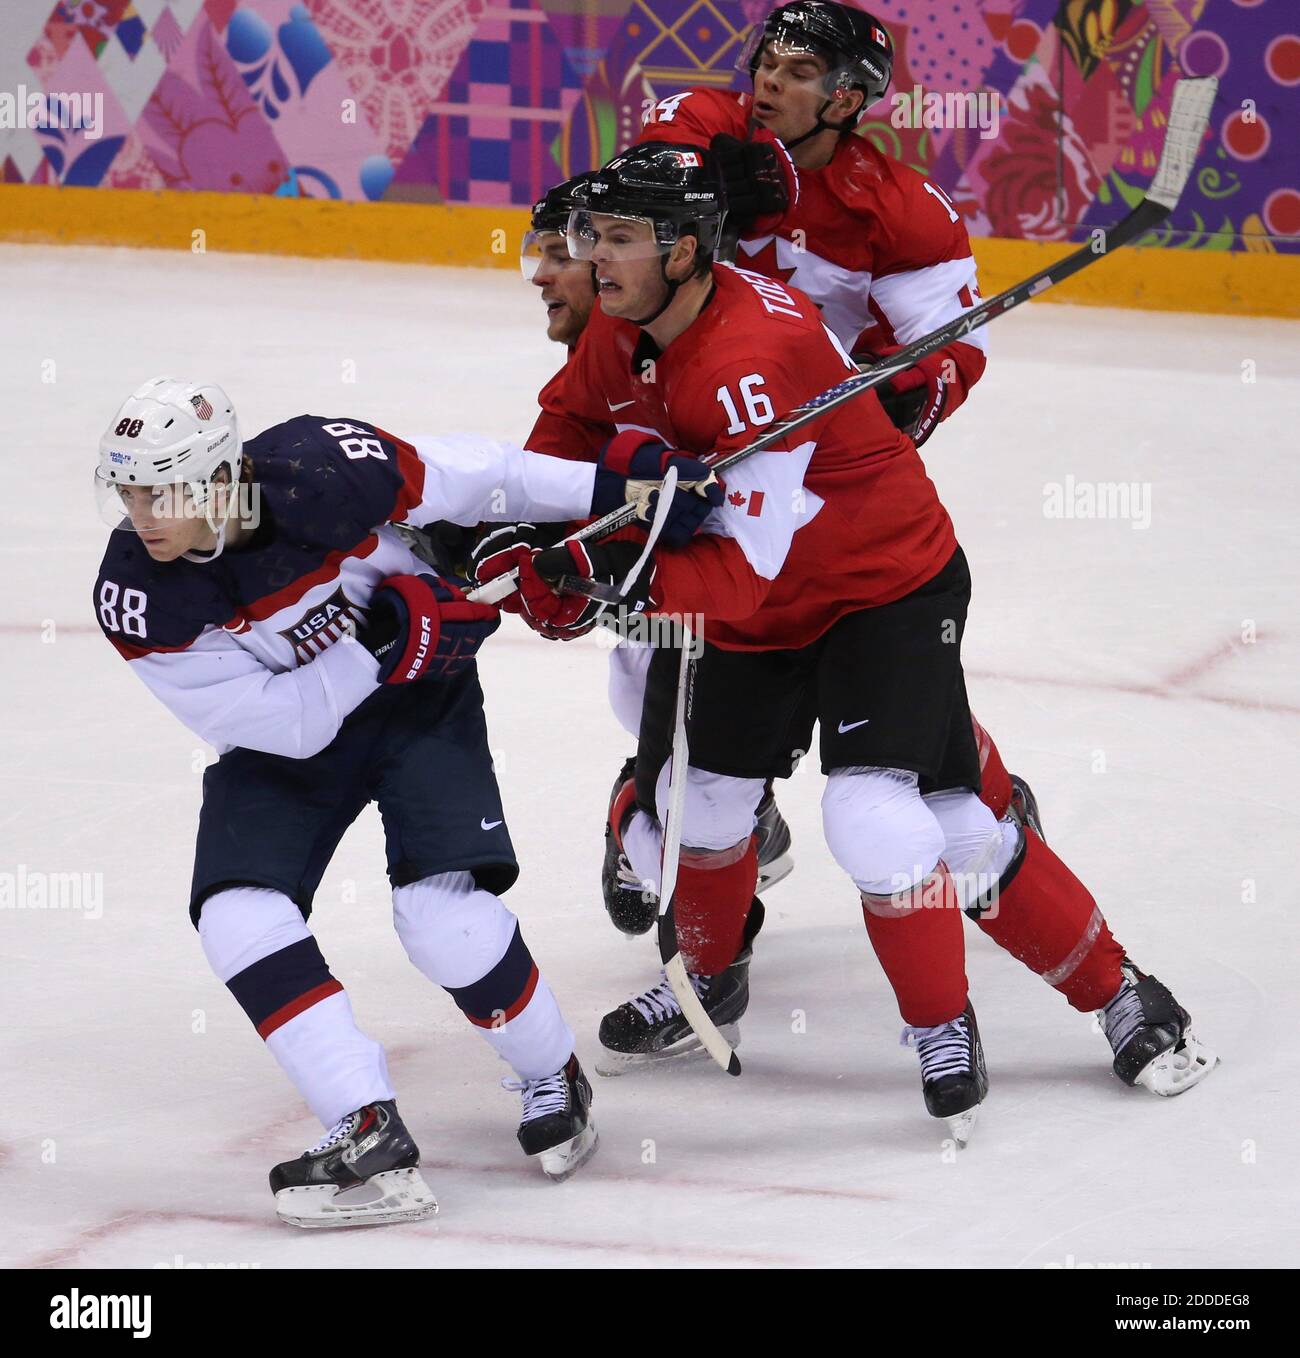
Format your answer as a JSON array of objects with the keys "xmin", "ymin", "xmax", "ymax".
[{"xmin": 1, "ymin": 1, "xmax": 1296, "ymax": 251}]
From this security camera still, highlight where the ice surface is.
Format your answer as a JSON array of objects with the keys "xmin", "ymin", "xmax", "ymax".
[{"xmin": 2, "ymin": 244, "xmax": 1297, "ymax": 1269}]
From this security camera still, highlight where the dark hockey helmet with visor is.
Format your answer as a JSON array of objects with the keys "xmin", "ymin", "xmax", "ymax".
[
  {"xmin": 565, "ymin": 144, "xmax": 727, "ymax": 268},
  {"xmin": 738, "ymin": 2, "xmax": 894, "ymax": 131},
  {"xmin": 521, "ymin": 173, "xmax": 592, "ymax": 280}
]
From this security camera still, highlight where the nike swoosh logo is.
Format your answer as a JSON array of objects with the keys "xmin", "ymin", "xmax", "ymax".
[
  {"xmin": 607, "ymin": 400, "xmax": 635, "ymax": 412},
  {"xmin": 837, "ymin": 718, "xmax": 870, "ymax": 733},
  {"xmin": 481, "ymin": 817, "xmax": 503, "ymax": 831}
]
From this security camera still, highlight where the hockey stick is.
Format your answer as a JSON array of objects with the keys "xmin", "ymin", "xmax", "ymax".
[
  {"xmin": 656, "ymin": 622, "xmax": 743, "ymax": 1076},
  {"xmin": 468, "ymin": 76, "xmax": 1217, "ymax": 607},
  {"xmin": 551, "ymin": 467, "xmax": 679, "ymax": 605}
]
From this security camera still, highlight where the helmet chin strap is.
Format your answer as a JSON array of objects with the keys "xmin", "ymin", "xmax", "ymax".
[
  {"xmin": 180, "ymin": 515, "xmax": 229, "ymax": 564},
  {"xmin": 774, "ymin": 87, "xmax": 861, "ymax": 151},
  {"xmin": 784, "ymin": 98, "xmax": 839, "ymax": 150},
  {"xmin": 181, "ymin": 460, "xmax": 240, "ymax": 564},
  {"xmin": 629, "ymin": 255, "xmax": 683, "ymax": 328}
]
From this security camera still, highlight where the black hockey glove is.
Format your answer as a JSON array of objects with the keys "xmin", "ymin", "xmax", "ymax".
[{"xmin": 709, "ymin": 130, "xmax": 798, "ymax": 233}]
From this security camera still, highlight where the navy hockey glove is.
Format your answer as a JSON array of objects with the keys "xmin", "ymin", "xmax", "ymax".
[
  {"xmin": 361, "ymin": 573, "xmax": 500, "ymax": 683},
  {"xmin": 709, "ymin": 130, "xmax": 798, "ymax": 234},
  {"xmin": 591, "ymin": 431, "xmax": 723, "ymax": 548}
]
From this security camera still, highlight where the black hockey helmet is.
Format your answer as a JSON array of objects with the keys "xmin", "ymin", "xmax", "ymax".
[
  {"xmin": 739, "ymin": 2, "xmax": 894, "ymax": 132},
  {"xmin": 530, "ymin": 173, "xmax": 591, "ymax": 234},
  {"xmin": 567, "ymin": 144, "xmax": 727, "ymax": 324},
  {"xmin": 569, "ymin": 143, "xmax": 727, "ymax": 259},
  {"xmin": 522, "ymin": 173, "xmax": 594, "ymax": 279}
]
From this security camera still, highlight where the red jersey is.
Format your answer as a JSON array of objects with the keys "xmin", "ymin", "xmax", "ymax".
[
  {"xmin": 528, "ymin": 262, "xmax": 957, "ymax": 652},
  {"xmin": 639, "ymin": 88, "xmax": 987, "ymax": 419},
  {"xmin": 534, "ymin": 355, "xmax": 608, "ymax": 463}
]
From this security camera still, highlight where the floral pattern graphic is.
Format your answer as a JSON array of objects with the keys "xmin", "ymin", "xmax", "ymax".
[
  {"xmin": 977, "ymin": 64, "xmax": 1100, "ymax": 241},
  {"xmin": 140, "ymin": 18, "xmax": 290, "ymax": 192},
  {"xmin": 2, "ymin": 0, "xmax": 1295, "ymax": 251}
]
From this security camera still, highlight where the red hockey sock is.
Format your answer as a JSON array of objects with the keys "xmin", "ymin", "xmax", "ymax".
[
  {"xmin": 861, "ymin": 868, "xmax": 968, "ymax": 1027},
  {"xmin": 672, "ymin": 838, "xmax": 758, "ymax": 975},
  {"xmin": 976, "ymin": 829, "xmax": 1126, "ymax": 1011},
  {"xmin": 971, "ymin": 712, "xmax": 1013, "ymax": 819}
]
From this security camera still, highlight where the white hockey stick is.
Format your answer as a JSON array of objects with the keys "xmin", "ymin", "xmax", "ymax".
[{"xmin": 656, "ymin": 622, "xmax": 742, "ymax": 1076}]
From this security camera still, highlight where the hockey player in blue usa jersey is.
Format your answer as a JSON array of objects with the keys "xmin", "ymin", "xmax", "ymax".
[{"xmin": 92, "ymin": 376, "xmax": 721, "ymax": 1226}]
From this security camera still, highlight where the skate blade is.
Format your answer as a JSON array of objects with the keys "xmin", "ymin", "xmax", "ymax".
[
  {"xmin": 944, "ymin": 1106, "xmax": 980, "ymax": 1148},
  {"xmin": 1134, "ymin": 1031, "xmax": 1218, "ymax": 1097},
  {"xmin": 595, "ymin": 1024, "xmax": 740, "ymax": 1077},
  {"xmin": 274, "ymin": 1167, "xmax": 438, "ymax": 1229},
  {"xmin": 757, "ymin": 851, "xmax": 794, "ymax": 894},
  {"xmin": 535, "ymin": 1123, "xmax": 599, "ymax": 1182}
]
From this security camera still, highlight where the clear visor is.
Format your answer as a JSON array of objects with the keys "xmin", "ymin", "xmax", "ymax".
[
  {"xmin": 94, "ymin": 470, "xmax": 238, "ymax": 533},
  {"xmin": 520, "ymin": 227, "xmax": 589, "ymax": 281},
  {"xmin": 739, "ymin": 27, "xmax": 857, "ymax": 101},
  {"xmin": 564, "ymin": 209, "xmax": 675, "ymax": 264}
]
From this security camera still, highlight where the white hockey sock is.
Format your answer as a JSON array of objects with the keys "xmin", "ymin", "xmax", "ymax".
[{"xmin": 393, "ymin": 872, "xmax": 574, "ymax": 1081}]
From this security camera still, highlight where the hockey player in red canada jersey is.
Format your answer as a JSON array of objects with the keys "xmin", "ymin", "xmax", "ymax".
[
  {"xmin": 476, "ymin": 146, "xmax": 1216, "ymax": 1138},
  {"xmin": 92, "ymin": 377, "xmax": 718, "ymax": 1220},
  {"xmin": 639, "ymin": 2, "xmax": 984, "ymax": 453},
  {"xmin": 518, "ymin": 177, "xmax": 796, "ymax": 934},
  {"xmin": 623, "ymin": 6, "xmax": 1217, "ymax": 1099}
]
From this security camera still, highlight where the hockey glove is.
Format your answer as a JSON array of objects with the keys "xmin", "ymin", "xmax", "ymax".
[
  {"xmin": 469, "ymin": 522, "xmax": 571, "ymax": 615},
  {"xmin": 530, "ymin": 540, "xmax": 656, "ymax": 640},
  {"xmin": 709, "ymin": 130, "xmax": 798, "ymax": 234},
  {"xmin": 360, "ymin": 573, "xmax": 500, "ymax": 683},
  {"xmin": 591, "ymin": 431, "xmax": 724, "ymax": 548},
  {"xmin": 867, "ymin": 345, "xmax": 950, "ymax": 449}
]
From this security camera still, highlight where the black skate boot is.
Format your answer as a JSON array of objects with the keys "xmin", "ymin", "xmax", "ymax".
[
  {"xmin": 269, "ymin": 1100, "xmax": 437, "ymax": 1228},
  {"xmin": 754, "ymin": 784, "xmax": 794, "ymax": 893},
  {"xmin": 601, "ymin": 757, "xmax": 659, "ymax": 936},
  {"xmin": 1101, "ymin": 960, "xmax": 1217, "ymax": 1096},
  {"xmin": 596, "ymin": 901, "xmax": 765, "ymax": 1074},
  {"xmin": 903, "ymin": 1002, "xmax": 989, "ymax": 1147},
  {"xmin": 1007, "ymin": 773, "xmax": 1046, "ymax": 840},
  {"xmin": 504, "ymin": 1053, "xmax": 599, "ymax": 1181}
]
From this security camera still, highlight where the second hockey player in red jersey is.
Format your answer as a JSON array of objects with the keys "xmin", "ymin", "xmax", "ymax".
[{"xmin": 640, "ymin": 1, "xmax": 986, "ymax": 451}]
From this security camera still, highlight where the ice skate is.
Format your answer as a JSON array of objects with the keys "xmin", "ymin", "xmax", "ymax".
[
  {"xmin": 505, "ymin": 1053, "xmax": 598, "ymax": 1181},
  {"xmin": 269, "ymin": 1100, "xmax": 437, "ymax": 1229},
  {"xmin": 596, "ymin": 902, "xmax": 763, "ymax": 1074},
  {"xmin": 1101, "ymin": 960, "xmax": 1217, "ymax": 1096},
  {"xmin": 903, "ymin": 1002, "xmax": 988, "ymax": 1147}
]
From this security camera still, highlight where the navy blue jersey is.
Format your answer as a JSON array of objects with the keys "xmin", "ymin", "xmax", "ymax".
[{"xmin": 94, "ymin": 418, "xmax": 596, "ymax": 758}]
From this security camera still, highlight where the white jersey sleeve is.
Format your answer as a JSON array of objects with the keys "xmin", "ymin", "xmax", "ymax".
[
  {"xmin": 399, "ymin": 434, "xmax": 597, "ymax": 528},
  {"xmin": 129, "ymin": 627, "xmax": 381, "ymax": 760}
]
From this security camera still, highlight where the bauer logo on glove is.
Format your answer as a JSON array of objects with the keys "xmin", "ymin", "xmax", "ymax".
[{"xmin": 359, "ymin": 573, "xmax": 500, "ymax": 683}]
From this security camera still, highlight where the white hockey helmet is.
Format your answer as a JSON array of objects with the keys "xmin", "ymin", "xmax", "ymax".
[{"xmin": 95, "ymin": 376, "xmax": 241, "ymax": 538}]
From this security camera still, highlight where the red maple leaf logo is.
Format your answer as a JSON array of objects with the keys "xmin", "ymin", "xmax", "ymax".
[
  {"xmin": 728, "ymin": 490, "xmax": 746, "ymax": 507},
  {"xmin": 743, "ymin": 238, "xmax": 799, "ymax": 287}
]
